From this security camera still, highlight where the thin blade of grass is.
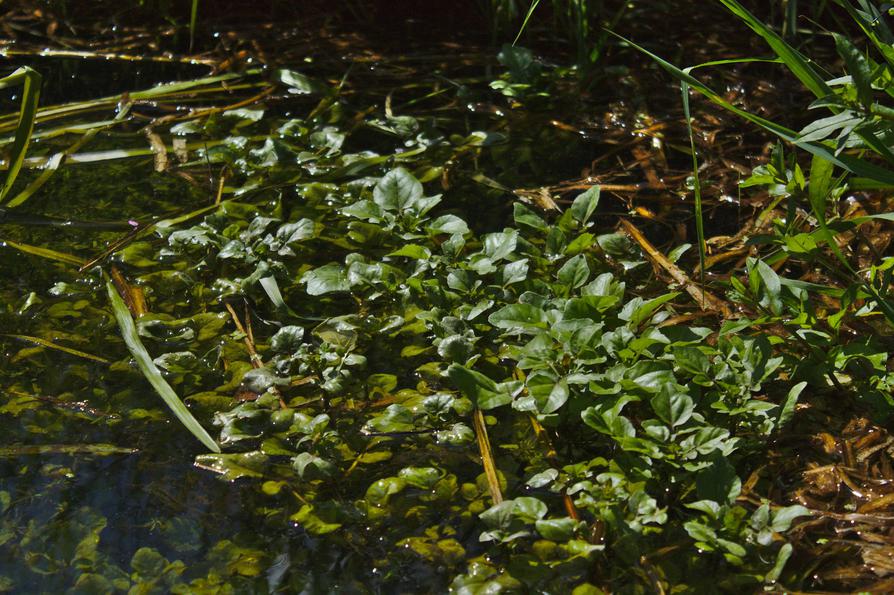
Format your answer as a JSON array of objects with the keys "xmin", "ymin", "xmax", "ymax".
[
  {"xmin": 0, "ymin": 444, "xmax": 137, "ymax": 457},
  {"xmin": 0, "ymin": 238, "xmax": 86, "ymax": 266},
  {"xmin": 512, "ymin": 0, "xmax": 541, "ymax": 46},
  {"xmin": 189, "ymin": 0, "xmax": 200, "ymax": 52},
  {"xmin": 472, "ymin": 407, "xmax": 503, "ymax": 505},
  {"xmin": 5, "ymin": 104, "xmax": 131, "ymax": 208},
  {"xmin": 3, "ymin": 334, "xmax": 110, "ymax": 364},
  {"xmin": 0, "ymin": 67, "xmax": 41, "ymax": 204},
  {"xmin": 681, "ymin": 79, "xmax": 706, "ymax": 292},
  {"xmin": 717, "ymin": 0, "xmax": 894, "ymax": 173},
  {"xmin": 105, "ymin": 276, "xmax": 220, "ymax": 453},
  {"xmin": 609, "ymin": 31, "xmax": 894, "ymax": 185},
  {"xmin": 716, "ymin": 0, "xmax": 831, "ymax": 97},
  {"xmin": 835, "ymin": 0, "xmax": 894, "ymax": 71}
]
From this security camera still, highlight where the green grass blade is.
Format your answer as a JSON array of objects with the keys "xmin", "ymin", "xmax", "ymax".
[
  {"xmin": 512, "ymin": 0, "xmax": 541, "ymax": 46},
  {"xmin": 189, "ymin": 0, "xmax": 199, "ymax": 52},
  {"xmin": 716, "ymin": 0, "xmax": 831, "ymax": 98},
  {"xmin": 3, "ymin": 334, "xmax": 110, "ymax": 364},
  {"xmin": 5, "ymin": 103, "xmax": 131, "ymax": 208},
  {"xmin": 0, "ymin": 238, "xmax": 86, "ymax": 266},
  {"xmin": 105, "ymin": 277, "xmax": 220, "ymax": 453},
  {"xmin": 0, "ymin": 67, "xmax": 41, "ymax": 204},
  {"xmin": 835, "ymin": 0, "xmax": 894, "ymax": 71},
  {"xmin": 716, "ymin": 0, "xmax": 894, "ymax": 164},
  {"xmin": 681, "ymin": 80, "xmax": 707, "ymax": 295},
  {"xmin": 610, "ymin": 31, "xmax": 894, "ymax": 185}
]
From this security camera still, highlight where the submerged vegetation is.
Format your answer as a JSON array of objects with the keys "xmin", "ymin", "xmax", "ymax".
[{"xmin": 3, "ymin": 0, "xmax": 894, "ymax": 592}]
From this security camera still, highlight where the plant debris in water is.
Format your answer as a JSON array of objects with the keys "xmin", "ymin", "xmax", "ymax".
[{"xmin": 2, "ymin": 1, "xmax": 894, "ymax": 592}]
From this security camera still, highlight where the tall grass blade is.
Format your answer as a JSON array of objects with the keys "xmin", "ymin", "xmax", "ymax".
[
  {"xmin": 512, "ymin": 0, "xmax": 541, "ymax": 46},
  {"xmin": 718, "ymin": 0, "xmax": 894, "ymax": 172},
  {"xmin": 5, "ymin": 103, "xmax": 131, "ymax": 208},
  {"xmin": 3, "ymin": 334, "xmax": 110, "ymax": 364},
  {"xmin": 716, "ymin": 0, "xmax": 830, "ymax": 97},
  {"xmin": 106, "ymin": 276, "xmax": 220, "ymax": 453},
  {"xmin": 0, "ymin": 238, "xmax": 86, "ymax": 266},
  {"xmin": 835, "ymin": 0, "xmax": 894, "ymax": 71},
  {"xmin": 609, "ymin": 31, "xmax": 894, "ymax": 185},
  {"xmin": 0, "ymin": 67, "xmax": 41, "ymax": 204},
  {"xmin": 189, "ymin": 0, "xmax": 199, "ymax": 52},
  {"xmin": 681, "ymin": 80, "xmax": 707, "ymax": 296}
]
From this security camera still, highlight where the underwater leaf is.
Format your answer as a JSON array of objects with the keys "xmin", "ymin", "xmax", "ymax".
[
  {"xmin": 497, "ymin": 44, "xmax": 541, "ymax": 83},
  {"xmin": 275, "ymin": 69, "xmax": 325, "ymax": 94},
  {"xmin": 106, "ymin": 277, "xmax": 220, "ymax": 453},
  {"xmin": 765, "ymin": 543, "xmax": 793, "ymax": 583},
  {"xmin": 194, "ymin": 452, "xmax": 268, "ymax": 480},
  {"xmin": 292, "ymin": 452, "xmax": 336, "ymax": 479},
  {"xmin": 513, "ymin": 497, "xmax": 548, "ymax": 523}
]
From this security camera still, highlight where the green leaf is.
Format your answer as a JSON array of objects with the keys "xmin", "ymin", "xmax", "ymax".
[
  {"xmin": 570, "ymin": 186, "xmax": 600, "ymax": 226},
  {"xmin": 483, "ymin": 229, "xmax": 519, "ymax": 261},
  {"xmin": 488, "ymin": 303, "xmax": 548, "ymax": 332},
  {"xmin": 784, "ymin": 233, "xmax": 818, "ymax": 254},
  {"xmin": 771, "ymin": 505, "xmax": 810, "ymax": 532},
  {"xmin": 651, "ymin": 391, "xmax": 694, "ymax": 428},
  {"xmin": 292, "ymin": 452, "xmax": 335, "ymax": 479},
  {"xmin": 620, "ymin": 292, "xmax": 679, "ymax": 327},
  {"xmin": 388, "ymin": 244, "xmax": 432, "ymax": 259},
  {"xmin": 673, "ymin": 346, "xmax": 711, "ymax": 376},
  {"xmin": 270, "ymin": 325, "xmax": 305, "ymax": 353},
  {"xmin": 765, "ymin": 543, "xmax": 793, "ymax": 583},
  {"xmin": 374, "ymin": 167, "xmax": 423, "ymax": 212},
  {"xmin": 106, "ymin": 277, "xmax": 219, "ymax": 452},
  {"xmin": 513, "ymin": 203, "xmax": 548, "ymax": 231},
  {"xmin": 777, "ymin": 381, "xmax": 806, "ymax": 428},
  {"xmin": 501, "ymin": 259, "xmax": 529, "ymax": 285},
  {"xmin": 543, "ymin": 377, "xmax": 569, "ymax": 414},
  {"xmin": 513, "ymin": 497, "xmax": 548, "ymax": 522},
  {"xmin": 834, "ymin": 33, "xmax": 874, "ymax": 108},
  {"xmin": 563, "ymin": 295, "xmax": 619, "ymax": 319},
  {"xmin": 397, "ymin": 466, "xmax": 443, "ymax": 490},
  {"xmin": 696, "ymin": 453, "xmax": 741, "ymax": 504},
  {"xmin": 808, "ymin": 154, "xmax": 834, "ymax": 223},
  {"xmin": 447, "ymin": 364, "xmax": 513, "ymax": 410},
  {"xmin": 427, "ymin": 214, "xmax": 469, "ymax": 235},
  {"xmin": 557, "ymin": 254, "xmax": 590, "ymax": 288},
  {"xmin": 302, "ymin": 263, "xmax": 350, "ymax": 295},
  {"xmin": 535, "ymin": 518, "xmax": 576, "ymax": 541},
  {"xmin": 753, "ymin": 259, "xmax": 782, "ymax": 312}
]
